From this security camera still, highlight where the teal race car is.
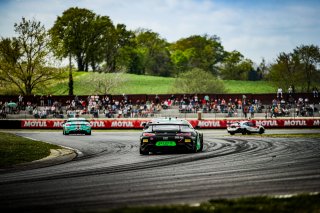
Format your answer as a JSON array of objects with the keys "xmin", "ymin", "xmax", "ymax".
[{"xmin": 62, "ymin": 118, "xmax": 92, "ymax": 135}]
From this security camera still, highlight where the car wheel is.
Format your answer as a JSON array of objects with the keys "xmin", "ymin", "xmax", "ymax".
[
  {"xmin": 192, "ymin": 141, "xmax": 198, "ymax": 153},
  {"xmin": 140, "ymin": 148, "xmax": 149, "ymax": 155},
  {"xmin": 241, "ymin": 129, "xmax": 246, "ymax": 135},
  {"xmin": 230, "ymin": 132, "xmax": 235, "ymax": 135},
  {"xmin": 86, "ymin": 131, "xmax": 91, "ymax": 135},
  {"xmin": 259, "ymin": 128, "xmax": 264, "ymax": 134},
  {"xmin": 199, "ymin": 136, "xmax": 204, "ymax": 152}
]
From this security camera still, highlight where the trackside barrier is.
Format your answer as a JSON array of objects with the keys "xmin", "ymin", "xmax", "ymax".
[{"xmin": 19, "ymin": 119, "xmax": 320, "ymax": 129}]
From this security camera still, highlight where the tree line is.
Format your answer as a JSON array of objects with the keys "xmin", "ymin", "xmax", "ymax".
[{"xmin": 0, "ymin": 7, "xmax": 319, "ymax": 95}]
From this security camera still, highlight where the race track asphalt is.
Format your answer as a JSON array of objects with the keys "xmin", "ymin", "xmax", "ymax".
[{"xmin": 0, "ymin": 129, "xmax": 320, "ymax": 212}]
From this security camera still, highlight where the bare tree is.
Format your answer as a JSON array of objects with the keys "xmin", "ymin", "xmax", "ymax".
[{"xmin": 86, "ymin": 72, "xmax": 128, "ymax": 94}]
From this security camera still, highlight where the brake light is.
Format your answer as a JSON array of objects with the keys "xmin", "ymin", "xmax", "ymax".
[
  {"xmin": 176, "ymin": 132, "xmax": 192, "ymax": 136},
  {"xmin": 143, "ymin": 133, "xmax": 155, "ymax": 137}
]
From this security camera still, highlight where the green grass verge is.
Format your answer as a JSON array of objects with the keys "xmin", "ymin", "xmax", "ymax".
[
  {"xmin": 0, "ymin": 132, "xmax": 61, "ymax": 167},
  {"xmin": 99, "ymin": 193, "xmax": 320, "ymax": 213}
]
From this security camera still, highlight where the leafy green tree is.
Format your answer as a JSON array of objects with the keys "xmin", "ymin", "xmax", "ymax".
[
  {"xmin": 50, "ymin": 7, "xmax": 117, "ymax": 72},
  {"xmin": 133, "ymin": 29, "xmax": 173, "ymax": 76},
  {"xmin": 124, "ymin": 48, "xmax": 145, "ymax": 75},
  {"xmin": 219, "ymin": 51, "xmax": 253, "ymax": 80},
  {"xmin": 267, "ymin": 52, "xmax": 301, "ymax": 91},
  {"xmin": 293, "ymin": 45, "xmax": 320, "ymax": 92},
  {"xmin": 257, "ymin": 58, "xmax": 269, "ymax": 79},
  {"xmin": 0, "ymin": 18, "xmax": 63, "ymax": 95},
  {"xmin": 102, "ymin": 24, "xmax": 135, "ymax": 73},
  {"xmin": 86, "ymin": 15, "xmax": 115, "ymax": 72},
  {"xmin": 174, "ymin": 68, "xmax": 225, "ymax": 93},
  {"xmin": 268, "ymin": 45, "xmax": 320, "ymax": 92},
  {"xmin": 170, "ymin": 34, "xmax": 226, "ymax": 76}
]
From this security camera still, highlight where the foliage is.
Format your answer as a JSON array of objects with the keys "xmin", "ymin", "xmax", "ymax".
[
  {"xmin": 106, "ymin": 194, "xmax": 320, "ymax": 213},
  {"xmin": 174, "ymin": 68, "xmax": 225, "ymax": 94},
  {"xmin": 267, "ymin": 52, "xmax": 300, "ymax": 91},
  {"xmin": 0, "ymin": 18, "xmax": 64, "ymax": 95},
  {"xmin": 80, "ymin": 72, "xmax": 128, "ymax": 94},
  {"xmin": 102, "ymin": 23, "xmax": 135, "ymax": 73},
  {"xmin": 267, "ymin": 45, "xmax": 320, "ymax": 92},
  {"xmin": 219, "ymin": 50, "xmax": 254, "ymax": 80},
  {"xmin": 49, "ymin": 7, "xmax": 114, "ymax": 71},
  {"xmin": 170, "ymin": 34, "xmax": 226, "ymax": 76},
  {"xmin": 293, "ymin": 45, "xmax": 320, "ymax": 92},
  {"xmin": 130, "ymin": 29, "xmax": 173, "ymax": 76}
]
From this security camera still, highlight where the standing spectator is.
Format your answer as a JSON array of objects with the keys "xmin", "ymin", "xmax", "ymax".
[
  {"xmin": 40, "ymin": 95, "xmax": 44, "ymax": 106},
  {"xmin": 243, "ymin": 105, "xmax": 249, "ymax": 118},
  {"xmin": 155, "ymin": 95, "xmax": 160, "ymax": 105},
  {"xmin": 204, "ymin": 95, "xmax": 210, "ymax": 103},
  {"xmin": 18, "ymin": 94, "xmax": 23, "ymax": 110},
  {"xmin": 313, "ymin": 87, "xmax": 319, "ymax": 98},
  {"xmin": 288, "ymin": 86, "xmax": 293, "ymax": 95},
  {"xmin": 47, "ymin": 94, "xmax": 52, "ymax": 106},
  {"xmin": 249, "ymin": 104, "xmax": 255, "ymax": 118},
  {"xmin": 277, "ymin": 87, "xmax": 283, "ymax": 99}
]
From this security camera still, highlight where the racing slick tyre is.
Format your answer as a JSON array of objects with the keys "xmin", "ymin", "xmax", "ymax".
[
  {"xmin": 230, "ymin": 132, "xmax": 235, "ymax": 135},
  {"xmin": 85, "ymin": 131, "xmax": 91, "ymax": 135},
  {"xmin": 259, "ymin": 128, "xmax": 264, "ymax": 134},
  {"xmin": 140, "ymin": 148, "xmax": 149, "ymax": 155},
  {"xmin": 192, "ymin": 142, "xmax": 198, "ymax": 153},
  {"xmin": 199, "ymin": 136, "xmax": 204, "ymax": 152},
  {"xmin": 241, "ymin": 129, "xmax": 246, "ymax": 135}
]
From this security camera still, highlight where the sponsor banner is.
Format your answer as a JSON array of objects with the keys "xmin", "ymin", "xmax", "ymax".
[
  {"xmin": 21, "ymin": 119, "xmax": 150, "ymax": 129},
  {"xmin": 20, "ymin": 119, "xmax": 320, "ymax": 129}
]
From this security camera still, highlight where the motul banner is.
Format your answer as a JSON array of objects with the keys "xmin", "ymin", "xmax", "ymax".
[
  {"xmin": 20, "ymin": 119, "xmax": 320, "ymax": 129},
  {"xmin": 20, "ymin": 119, "xmax": 150, "ymax": 129}
]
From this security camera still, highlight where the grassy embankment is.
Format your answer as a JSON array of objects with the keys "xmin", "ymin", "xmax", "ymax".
[
  {"xmin": 103, "ymin": 193, "xmax": 320, "ymax": 213},
  {"xmin": 40, "ymin": 72, "xmax": 277, "ymax": 95},
  {"xmin": 0, "ymin": 132, "xmax": 61, "ymax": 168}
]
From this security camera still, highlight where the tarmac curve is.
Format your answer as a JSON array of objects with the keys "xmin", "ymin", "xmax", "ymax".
[{"xmin": 0, "ymin": 129, "xmax": 320, "ymax": 212}]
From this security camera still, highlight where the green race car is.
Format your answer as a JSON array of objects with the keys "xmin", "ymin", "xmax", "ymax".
[{"xmin": 62, "ymin": 118, "xmax": 92, "ymax": 135}]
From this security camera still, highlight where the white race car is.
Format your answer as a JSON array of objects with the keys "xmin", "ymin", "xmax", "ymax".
[{"xmin": 227, "ymin": 121, "xmax": 265, "ymax": 135}]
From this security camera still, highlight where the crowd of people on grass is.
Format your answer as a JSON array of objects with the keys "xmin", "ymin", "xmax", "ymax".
[{"xmin": 0, "ymin": 87, "xmax": 319, "ymax": 119}]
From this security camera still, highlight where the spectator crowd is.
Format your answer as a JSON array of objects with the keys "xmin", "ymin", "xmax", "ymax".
[{"xmin": 0, "ymin": 87, "xmax": 319, "ymax": 119}]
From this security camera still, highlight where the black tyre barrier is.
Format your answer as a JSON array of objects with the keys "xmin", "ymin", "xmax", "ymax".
[{"xmin": 0, "ymin": 120, "xmax": 21, "ymax": 129}]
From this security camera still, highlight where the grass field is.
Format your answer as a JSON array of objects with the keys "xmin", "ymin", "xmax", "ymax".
[
  {"xmin": 0, "ymin": 132, "xmax": 61, "ymax": 168},
  {"xmin": 40, "ymin": 72, "xmax": 278, "ymax": 95},
  {"xmin": 104, "ymin": 193, "xmax": 320, "ymax": 213}
]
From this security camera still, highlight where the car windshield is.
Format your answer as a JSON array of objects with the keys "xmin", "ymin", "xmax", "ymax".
[
  {"xmin": 66, "ymin": 119, "xmax": 90, "ymax": 123},
  {"xmin": 147, "ymin": 124, "xmax": 193, "ymax": 132}
]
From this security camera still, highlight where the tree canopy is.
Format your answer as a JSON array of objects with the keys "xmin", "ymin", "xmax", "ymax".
[
  {"xmin": 174, "ymin": 68, "xmax": 225, "ymax": 94},
  {"xmin": 0, "ymin": 18, "xmax": 63, "ymax": 95},
  {"xmin": 1, "ymin": 7, "xmax": 319, "ymax": 95},
  {"xmin": 267, "ymin": 45, "xmax": 320, "ymax": 92}
]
